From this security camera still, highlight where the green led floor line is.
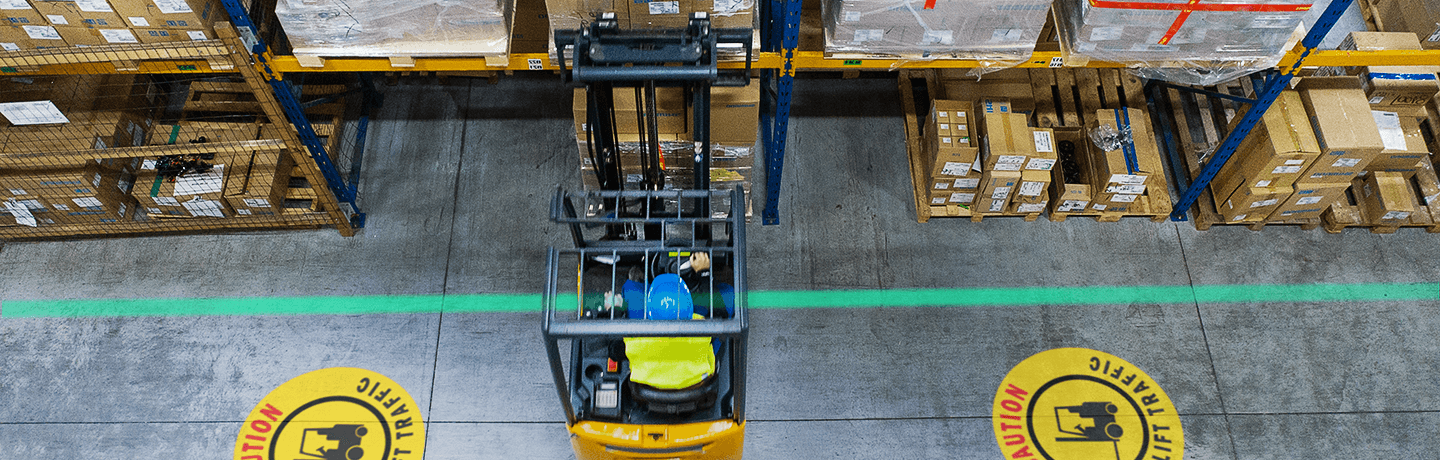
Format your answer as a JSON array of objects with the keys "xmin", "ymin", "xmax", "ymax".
[{"xmin": 1, "ymin": 282, "xmax": 1435, "ymax": 318}]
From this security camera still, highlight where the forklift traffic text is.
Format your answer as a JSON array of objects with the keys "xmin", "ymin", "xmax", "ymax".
[{"xmin": 992, "ymin": 348, "xmax": 1184, "ymax": 460}]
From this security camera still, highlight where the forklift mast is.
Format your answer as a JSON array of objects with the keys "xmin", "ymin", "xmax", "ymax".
[{"xmin": 556, "ymin": 13, "xmax": 752, "ymax": 197}]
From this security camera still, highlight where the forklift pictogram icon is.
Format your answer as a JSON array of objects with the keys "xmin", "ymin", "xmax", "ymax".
[
  {"xmin": 298, "ymin": 424, "xmax": 368, "ymax": 460},
  {"xmin": 1054, "ymin": 402, "xmax": 1123, "ymax": 459}
]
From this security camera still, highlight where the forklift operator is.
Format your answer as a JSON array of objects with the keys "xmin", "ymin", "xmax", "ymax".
[
  {"xmin": 623, "ymin": 273, "xmax": 716, "ymax": 390},
  {"xmin": 604, "ymin": 251, "xmax": 733, "ymax": 391}
]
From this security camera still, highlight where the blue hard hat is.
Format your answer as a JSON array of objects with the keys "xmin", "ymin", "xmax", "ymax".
[{"xmin": 645, "ymin": 274, "xmax": 693, "ymax": 320}]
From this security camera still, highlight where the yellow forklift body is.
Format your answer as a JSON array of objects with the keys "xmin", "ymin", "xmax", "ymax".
[{"xmin": 570, "ymin": 420, "xmax": 745, "ymax": 460}]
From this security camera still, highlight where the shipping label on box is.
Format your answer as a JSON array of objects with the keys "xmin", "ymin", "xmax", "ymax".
[{"xmin": 1056, "ymin": 199, "xmax": 1089, "ymax": 212}]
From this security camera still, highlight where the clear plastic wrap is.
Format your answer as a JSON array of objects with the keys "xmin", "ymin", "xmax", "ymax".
[
  {"xmin": 543, "ymin": 0, "xmax": 756, "ymax": 64},
  {"xmin": 1052, "ymin": 0, "xmax": 1310, "ymax": 85},
  {"xmin": 544, "ymin": 0, "xmax": 754, "ymax": 32},
  {"xmin": 276, "ymin": 0, "xmax": 513, "ymax": 57},
  {"xmin": 1088, "ymin": 121, "xmax": 1132, "ymax": 153},
  {"xmin": 821, "ymin": 0, "xmax": 1052, "ymax": 68}
]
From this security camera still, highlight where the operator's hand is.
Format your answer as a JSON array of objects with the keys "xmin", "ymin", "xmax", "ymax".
[
  {"xmin": 689, "ymin": 252, "xmax": 710, "ymax": 273},
  {"xmin": 603, "ymin": 291, "xmax": 623, "ymax": 310}
]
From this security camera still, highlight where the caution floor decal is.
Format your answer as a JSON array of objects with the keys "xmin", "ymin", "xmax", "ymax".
[
  {"xmin": 993, "ymin": 348, "xmax": 1182, "ymax": 460},
  {"xmin": 235, "ymin": 367, "xmax": 425, "ymax": 460}
]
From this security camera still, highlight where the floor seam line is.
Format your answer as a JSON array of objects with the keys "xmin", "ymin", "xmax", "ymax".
[
  {"xmin": 1174, "ymin": 222, "xmax": 1239, "ymax": 460},
  {"xmin": 423, "ymin": 79, "xmax": 472, "ymax": 459}
]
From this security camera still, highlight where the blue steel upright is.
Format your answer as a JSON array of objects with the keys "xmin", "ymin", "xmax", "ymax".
[
  {"xmin": 216, "ymin": 0, "xmax": 367, "ymax": 228},
  {"xmin": 1168, "ymin": 0, "xmax": 1353, "ymax": 221},
  {"xmin": 760, "ymin": 0, "xmax": 801, "ymax": 225}
]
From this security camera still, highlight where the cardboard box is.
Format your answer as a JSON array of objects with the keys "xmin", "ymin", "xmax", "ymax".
[
  {"xmin": 1088, "ymin": 108, "xmax": 1153, "ymax": 192},
  {"xmin": 978, "ymin": 98, "xmax": 1011, "ymax": 115},
  {"xmin": 31, "ymin": 0, "xmax": 126, "ymax": 27},
  {"xmin": 31, "ymin": 0, "xmax": 124, "ymax": 26},
  {"xmin": 709, "ymin": 82, "xmax": 759, "ymax": 144},
  {"xmin": 1296, "ymin": 77, "xmax": 1387, "ymax": 182},
  {"xmin": 2, "ymin": 111, "xmax": 149, "ymax": 157},
  {"xmin": 927, "ymin": 189, "xmax": 975, "ymax": 206},
  {"xmin": 1414, "ymin": 162, "xmax": 1440, "ymax": 207},
  {"xmin": 1213, "ymin": 91, "xmax": 1321, "ymax": 193},
  {"xmin": 1010, "ymin": 190, "xmax": 1047, "ymax": 214},
  {"xmin": 110, "ymin": 0, "xmax": 225, "ymax": 30},
  {"xmin": 1218, "ymin": 183, "xmax": 1292, "ymax": 223},
  {"xmin": 573, "ymin": 87, "xmax": 688, "ymax": 137},
  {"xmin": 55, "ymin": 24, "xmax": 139, "ymax": 45},
  {"xmin": 1334, "ymin": 32, "xmax": 1440, "ymax": 107},
  {"xmin": 1358, "ymin": 171, "xmax": 1415, "ymax": 224},
  {"xmin": 974, "ymin": 170, "xmax": 1019, "ymax": 213},
  {"xmin": 0, "ymin": 162, "xmax": 136, "ymax": 225},
  {"xmin": 0, "ymin": 1, "xmax": 48, "ymax": 26},
  {"xmin": 0, "ymin": 23, "xmax": 64, "ymax": 47},
  {"xmin": 133, "ymin": 27, "xmax": 207, "ymax": 43},
  {"xmin": 1373, "ymin": 0, "xmax": 1440, "ymax": 50},
  {"xmin": 1365, "ymin": 111, "xmax": 1430, "ymax": 178},
  {"xmin": 1048, "ymin": 127, "xmax": 1093, "ymax": 213},
  {"xmin": 224, "ymin": 150, "xmax": 294, "ymax": 216},
  {"xmin": 1268, "ymin": 179, "xmax": 1350, "ymax": 220},
  {"xmin": 544, "ymin": 0, "xmax": 627, "ymax": 32},
  {"xmin": 928, "ymin": 100, "xmax": 979, "ymax": 177},
  {"xmin": 929, "ymin": 175, "xmax": 979, "ymax": 191},
  {"xmin": 0, "ymin": 26, "xmax": 66, "ymax": 50},
  {"xmin": 978, "ymin": 111, "xmax": 1033, "ymax": 172},
  {"xmin": 0, "ymin": 162, "xmax": 130, "ymax": 198},
  {"xmin": 1026, "ymin": 128, "xmax": 1056, "ymax": 170},
  {"xmin": 0, "ymin": 74, "xmax": 154, "ymax": 115},
  {"xmin": 50, "ymin": 186, "xmax": 134, "ymax": 224},
  {"xmin": 132, "ymin": 155, "xmax": 231, "ymax": 218},
  {"xmin": 1015, "ymin": 169, "xmax": 1049, "ymax": 203},
  {"xmin": 629, "ymin": 0, "xmax": 697, "ymax": 29}
]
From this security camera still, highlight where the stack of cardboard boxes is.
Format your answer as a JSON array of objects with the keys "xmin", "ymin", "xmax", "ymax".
[
  {"xmin": 131, "ymin": 122, "xmax": 294, "ymax": 219},
  {"xmin": 924, "ymin": 98, "xmax": 1056, "ymax": 215},
  {"xmin": 1085, "ymin": 108, "xmax": 1155, "ymax": 214},
  {"xmin": 0, "ymin": 161, "xmax": 136, "ymax": 226},
  {"xmin": 0, "ymin": 0, "xmax": 227, "ymax": 51},
  {"xmin": 571, "ymin": 83, "xmax": 758, "ymax": 215},
  {"xmin": 1209, "ymin": 68, "xmax": 1438, "ymax": 225}
]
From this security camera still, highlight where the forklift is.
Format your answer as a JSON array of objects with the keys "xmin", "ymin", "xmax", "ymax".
[{"xmin": 541, "ymin": 12, "xmax": 751, "ymax": 460}]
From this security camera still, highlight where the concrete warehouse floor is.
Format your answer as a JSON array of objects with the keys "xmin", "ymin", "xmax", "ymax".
[{"xmin": 6, "ymin": 23, "xmax": 1440, "ymax": 460}]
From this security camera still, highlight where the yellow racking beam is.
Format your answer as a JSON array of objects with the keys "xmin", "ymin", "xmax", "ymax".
[
  {"xmin": 269, "ymin": 52, "xmax": 787, "ymax": 73},
  {"xmin": 267, "ymin": 48, "xmax": 1440, "ymax": 74}
]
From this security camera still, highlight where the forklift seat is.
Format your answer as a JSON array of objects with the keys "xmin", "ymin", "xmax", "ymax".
[{"xmin": 630, "ymin": 374, "xmax": 718, "ymax": 415}]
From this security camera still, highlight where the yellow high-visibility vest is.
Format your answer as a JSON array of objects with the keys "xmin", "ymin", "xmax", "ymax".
[{"xmin": 625, "ymin": 315, "xmax": 716, "ymax": 389}]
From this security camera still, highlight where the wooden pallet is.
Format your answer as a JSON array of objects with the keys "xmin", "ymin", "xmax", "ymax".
[
  {"xmin": 901, "ymin": 68, "xmax": 1174, "ymax": 223},
  {"xmin": 184, "ymin": 81, "xmax": 262, "ymax": 114},
  {"xmin": 1320, "ymin": 167, "xmax": 1440, "ymax": 233},
  {"xmin": 899, "ymin": 69, "xmax": 1048, "ymax": 223},
  {"xmin": 1357, "ymin": 0, "xmax": 1386, "ymax": 32},
  {"xmin": 1027, "ymin": 68, "xmax": 1173, "ymax": 222},
  {"xmin": 1154, "ymin": 76, "xmax": 1331, "ymax": 231}
]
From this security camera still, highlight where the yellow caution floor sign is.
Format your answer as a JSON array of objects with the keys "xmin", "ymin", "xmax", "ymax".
[
  {"xmin": 234, "ymin": 367, "xmax": 425, "ymax": 460},
  {"xmin": 993, "ymin": 348, "xmax": 1183, "ymax": 460}
]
